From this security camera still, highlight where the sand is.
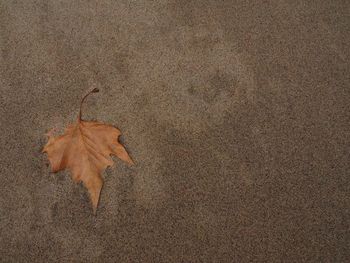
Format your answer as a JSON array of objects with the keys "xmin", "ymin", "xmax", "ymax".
[{"xmin": 0, "ymin": 0, "xmax": 349, "ymax": 262}]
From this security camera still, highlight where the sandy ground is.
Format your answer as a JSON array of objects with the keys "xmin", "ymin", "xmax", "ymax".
[{"xmin": 0, "ymin": 0, "xmax": 349, "ymax": 262}]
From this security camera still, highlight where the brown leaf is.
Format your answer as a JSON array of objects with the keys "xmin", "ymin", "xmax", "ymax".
[{"xmin": 42, "ymin": 88, "xmax": 133, "ymax": 214}]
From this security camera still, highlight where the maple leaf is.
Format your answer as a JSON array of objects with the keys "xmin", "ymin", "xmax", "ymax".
[{"xmin": 42, "ymin": 88, "xmax": 133, "ymax": 214}]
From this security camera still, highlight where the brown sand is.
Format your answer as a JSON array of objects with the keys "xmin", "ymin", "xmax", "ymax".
[{"xmin": 0, "ymin": 0, "xmax": 349, "ymax": 262}]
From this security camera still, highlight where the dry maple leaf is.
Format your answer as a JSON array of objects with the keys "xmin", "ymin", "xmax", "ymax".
[{"xmin": 42, "ymin": 88, "xmax": 133, "ymax": 214}]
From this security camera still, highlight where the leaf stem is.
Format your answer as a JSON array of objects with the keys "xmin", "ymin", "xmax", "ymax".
[{"xmin": 79, "ymin": 88, "xmax": 99, "ymax": 121}]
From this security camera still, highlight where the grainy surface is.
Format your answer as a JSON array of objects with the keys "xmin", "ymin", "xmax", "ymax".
[{"xmin": 0, "ymin": 0, "xmax": 349, "ymax": 262}]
